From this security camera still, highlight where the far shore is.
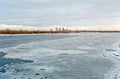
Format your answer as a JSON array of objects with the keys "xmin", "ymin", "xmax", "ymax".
[{"xmin": 0, "ymin": 29, "xmax": 120, "ymax": 34}]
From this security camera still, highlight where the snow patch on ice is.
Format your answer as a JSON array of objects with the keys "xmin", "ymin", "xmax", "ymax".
[{"xmin": 3, "ymin": 46, "xmax": 88, "ymax": 60}]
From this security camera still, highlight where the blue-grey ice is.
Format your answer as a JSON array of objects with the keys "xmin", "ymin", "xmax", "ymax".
[{"xmin": 0, "ymin": 33, "xmax": 120, "ymax": 79}]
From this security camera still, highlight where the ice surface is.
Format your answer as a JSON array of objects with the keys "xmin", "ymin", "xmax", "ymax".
[
  {"xmin": 113, "ymin": 48, "xmax": 120, "ymax": 58},
  {"xmin": 1, "ymin": 33, "xmax": 120, "ymax": 79}
]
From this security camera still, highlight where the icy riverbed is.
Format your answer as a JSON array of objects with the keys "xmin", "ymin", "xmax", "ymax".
[{"xmin": 0, "ymin": 33, "xmax": 120, "ymax": 79}]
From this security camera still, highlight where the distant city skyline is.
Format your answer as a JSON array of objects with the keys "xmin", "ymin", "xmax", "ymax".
[{"xmin": 0, "ymin": 0, "xmax": 120, "ymax": 28}]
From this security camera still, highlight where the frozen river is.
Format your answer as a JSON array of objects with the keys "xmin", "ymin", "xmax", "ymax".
[{"xmin": 0, "ymin": 33, "xmax": 120, "ymax": 79}]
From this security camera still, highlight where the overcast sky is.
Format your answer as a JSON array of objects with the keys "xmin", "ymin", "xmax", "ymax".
[{"xmin": 0, "ymin": 0, "xmax": 120, "ymax": 28}]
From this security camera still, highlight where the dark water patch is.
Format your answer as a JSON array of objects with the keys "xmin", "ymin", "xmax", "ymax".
[
  {"xmin": 0, "ymin": 58, "xmax": 33, "ymax": 67},
  {"xmin": 0, "ymin": 51, "xmax": 33, "ymax": 73},
  {"xmin": 0, "ymin": 52, "xmax": 7, "ymax": 58},
  {"xmin": 0, "ymin": 67, "xmax": 6, "ymax": 73}
]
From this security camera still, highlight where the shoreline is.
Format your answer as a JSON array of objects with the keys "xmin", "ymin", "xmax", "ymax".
[{"xmin": 0, "ymin": 32, "xmax": 120, "ymax": 36}]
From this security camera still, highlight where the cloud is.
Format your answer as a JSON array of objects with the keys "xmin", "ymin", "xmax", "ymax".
[{"xmin": 0, "ymin": 0, "xmax": 120, "ymax": 27}]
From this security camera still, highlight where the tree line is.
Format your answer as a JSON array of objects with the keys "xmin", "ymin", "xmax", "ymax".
[
  {"xmin": 0, "ymin": 28, "xmax": 120, "ymax": 34},
  {"xmin": 0, "ymin": 28, "xmax": 71, "ymax": 34}
]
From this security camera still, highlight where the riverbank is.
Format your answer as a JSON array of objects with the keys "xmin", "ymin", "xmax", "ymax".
[{"xmin": 1, "ymin": 29, "xmax": 120, "ymax": 34}]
